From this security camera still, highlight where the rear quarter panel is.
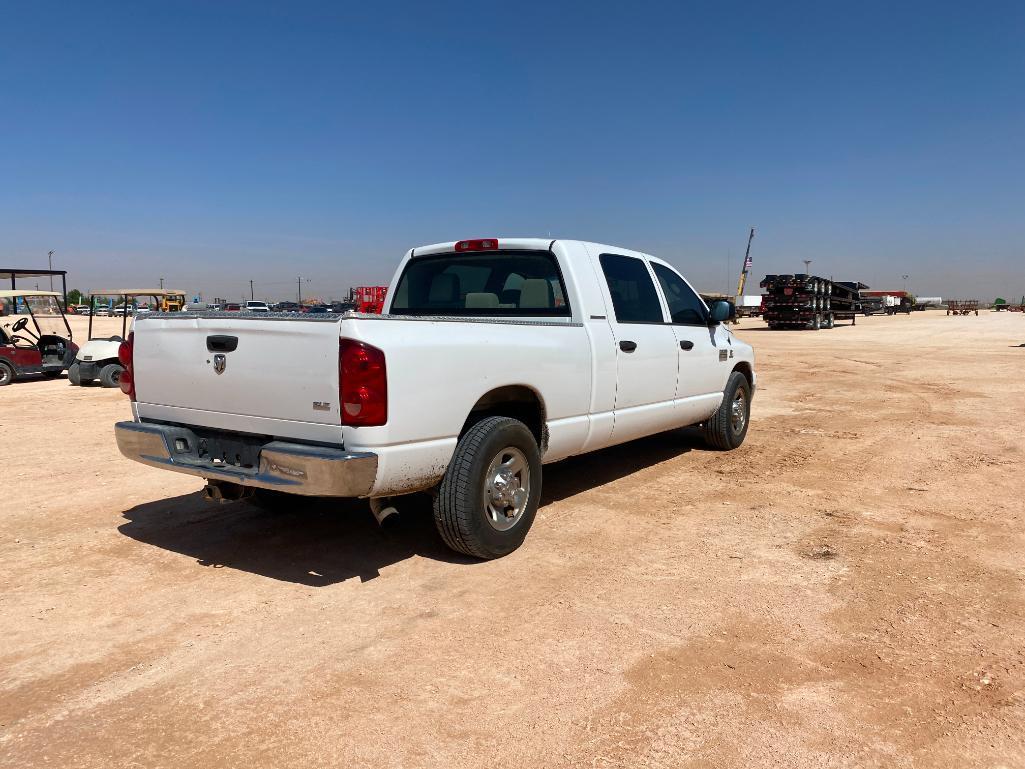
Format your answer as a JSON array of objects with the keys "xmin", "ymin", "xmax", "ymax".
[{"xmin": 339, "ymin": 315, "xmax": 593, "ymax": 496}]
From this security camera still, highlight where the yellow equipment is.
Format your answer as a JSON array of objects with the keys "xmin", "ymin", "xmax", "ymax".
[{"xmin": 736, "ymin": 227, "xmax": 755, "ymax": 297}]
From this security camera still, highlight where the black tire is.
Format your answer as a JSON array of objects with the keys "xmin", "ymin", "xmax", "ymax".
[
  {"xmin": 703, "ymin": 371, "xmax": 752, "ymax": 451},
  {"xmin": 434, "ymin": 416, "xmax": 542, "ymax": 559},
  {"xmin": 811, "ymin": 313, "xmax": 821, "ymax": 330},
  {"xmin": 0, "ymin": 361, "xmax": 14, "ymax": 386},
  {"xmin": 67, "ymin": 363, "xmax": 82, "ymax": 386},
  {"xmin": 99, "ymin": 363, "xmax": 123, "ymax": 388},
  {"xmin": 824, "ymin": 313, "xmax": 834, "ymax": 329}
]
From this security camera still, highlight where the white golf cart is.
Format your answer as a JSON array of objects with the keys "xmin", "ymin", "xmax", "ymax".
[{"xmin": 70, "ymin": 289, "xmax": 185, "ymax": 387}]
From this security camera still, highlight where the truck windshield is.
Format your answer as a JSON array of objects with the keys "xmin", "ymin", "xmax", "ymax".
[{"xmin": 390, "ymin": 251, "xmax": 570, "ymax": 317}]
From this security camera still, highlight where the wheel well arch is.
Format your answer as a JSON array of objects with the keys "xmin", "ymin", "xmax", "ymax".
[
  {"xmin": 461, "ymin": 385, "xmax": 548, "ymax": 451},
  {"xmin": 731, "ymin": 361, "xmax": 753, "ymax": 388}
]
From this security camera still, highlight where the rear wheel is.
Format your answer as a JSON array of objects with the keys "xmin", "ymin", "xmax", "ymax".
[
  {"xmin": 434, "ymin": 416, "xmax": 542, "ymax": 559},
  {"xmin": 0, "ymin": 361, "xmax": 14, "ymax": 386},
  {"xmin": 67, "ymin": 363, "xmax": 82, "ymax": 386},
  {"xmin": 703, "ymin": 371, "xmax": 752, "ymax": 451},
  {"xmin": 99, "ymin": 363, "xmax": 123, "ymax": 388}
]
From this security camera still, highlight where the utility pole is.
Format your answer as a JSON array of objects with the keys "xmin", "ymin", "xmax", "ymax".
[
  {"xmin": 803, "ymin": 259, "xmax": 812, "ymax": 276},
  {"xmin": 48, "ymin": 250, "xmax": 55, "ymax": 291},
  {"xmin": 902, "ymin": 274, "xmax": 909, "ymax": 292},
  {"xmin": 250, "ymin": 279, "xmax": 255, "ymax": 301},
  {"xmin": 297, "ymin": 276, "xmax": 302, "ymax": 307},
  {"xmin": 159, "ymin": 277, "xmax": 164, "ymax": 289}
]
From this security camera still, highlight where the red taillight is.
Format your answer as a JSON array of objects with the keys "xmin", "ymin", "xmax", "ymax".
[
  {"xmin": 454, "ymin": 238, "xmax": 498, "ymax": 252},
  {"xmin": 339, "ymin": 339, "xmax": 387, "ymax": 426},
  {"xmin": 118, "ymin": 332, "xmax": 135, "ymax": 400}
]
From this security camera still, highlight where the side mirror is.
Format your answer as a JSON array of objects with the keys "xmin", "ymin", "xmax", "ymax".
[{"xmin": 708, "ymin": 300, "xmax": 734, "ymax": 324}]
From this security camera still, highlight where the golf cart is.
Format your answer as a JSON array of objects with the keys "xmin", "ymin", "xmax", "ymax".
[
  {"xmin": 70, "ymin": 289, "xmax": 185, "ymax": 387},
  {"xmin": 0, "ymin": 290, "xmax": 78, "ymax": 386}
]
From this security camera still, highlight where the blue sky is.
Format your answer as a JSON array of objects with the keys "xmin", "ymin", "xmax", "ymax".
[{"xmin": 1, "ymin": 1, "xmax": 1022, "ymax": 301}]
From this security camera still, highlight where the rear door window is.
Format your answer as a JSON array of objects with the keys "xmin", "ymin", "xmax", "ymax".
[
  {"xmin": 390, "ymin": 251, "xmax": 571, "ymax": 317},
  {"xmin": 599, "ymin": 254, "xmax": 665, "ymax": 323}
]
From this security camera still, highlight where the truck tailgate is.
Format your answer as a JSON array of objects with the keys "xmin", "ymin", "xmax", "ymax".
[{"xmin": 132, "ymin": 315, "xmax": 342, "ymax": 441}]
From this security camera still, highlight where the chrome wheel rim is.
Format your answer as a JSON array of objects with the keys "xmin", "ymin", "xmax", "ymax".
[
  {"xmin": 731, "ymin": 389, "xmax": 748, "ymax": 434},
  {"xmin": 0, "ymin": 366, "xmax": 10, "ymax": 385},
  {"xmin": 483, "ymin": 447, "xmax": 530, "ymax": 532}
]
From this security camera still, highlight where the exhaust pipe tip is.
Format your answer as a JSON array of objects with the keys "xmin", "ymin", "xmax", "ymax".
[
  {"xmin": 369, "ymin": 498, "xmax": 400, "ymax": 527},
  {"xmin": 203, "ymin": 480, "xmax": 251, "ymax": 503}
]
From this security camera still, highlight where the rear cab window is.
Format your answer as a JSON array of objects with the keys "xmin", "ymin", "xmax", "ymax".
[
  {"xmin": 390, "ymin": 250, "xmax": 571, "ymax": 317},
  {"xmin": 598, "ymin": 253, "xmax": 665, "ymax": 323}
]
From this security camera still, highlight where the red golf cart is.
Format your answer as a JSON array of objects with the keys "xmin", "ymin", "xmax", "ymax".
[{"xmin": 0, "ymin": 290, "xmax": 78, "ymax": 385}]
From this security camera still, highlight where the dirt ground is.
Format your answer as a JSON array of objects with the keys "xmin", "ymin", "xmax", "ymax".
[{"xmin": 2, "ymin": 312, "xmax": 1024, "ymax": 768}]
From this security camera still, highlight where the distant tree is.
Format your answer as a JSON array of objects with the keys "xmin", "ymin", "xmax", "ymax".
[{"xmin": 67, "ymin": 288, "xmax": 83, "ymax": 305}]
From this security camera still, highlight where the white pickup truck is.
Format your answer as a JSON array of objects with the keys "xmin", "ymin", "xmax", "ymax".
[{"xmin": 115, "ymin": 238, "xmax": 755, "ymax": 558}]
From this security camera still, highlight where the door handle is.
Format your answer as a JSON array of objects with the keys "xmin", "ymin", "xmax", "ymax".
[
  {"xmin": 679, "ymin": 340, "xmax": 694, "ymax": 351},
  {"xmin": 619, "ymin": 340, "xmax": 637, "ymax": 352},
  {"xmin": 206, "ymin": 335, "xmax": 239, "ymax": 353}
]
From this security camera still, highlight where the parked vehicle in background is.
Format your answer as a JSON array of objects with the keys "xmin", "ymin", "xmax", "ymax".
[
  {"xmin": 224, "ymin": 303, "xmax": 242, "ymax": 312},
  {"xmin": 245, "ymin": 301, "xmax": 270, "ymax": 313},
  {"xmin": 113, "ymin": 304, "xmax": 134, "ymax": 317},
  {"xmin": 70, "ymin": 289, "xmax": 187, "ymax": 387},
  {"xmin": 274, "ymin": 301, "xmax": 300, "ymax": 312},
  {"xmin": 861, "ymin": 290, "xmax": 914, "ymax": 315},
  {"xmin": 158, "ymin": 293, "xmax": 186, "ymax": 312},
  {"xmin": 946, "ymin": 300, "xmax": 979, "ymax": 316},
  {"xmin": 305, "ymin": 305, "xmax": 331, "ymax": 314},
  {"xmin": 331, "ymin": 301, "xmax": 356, "ymax": 313},
  {"xmin": 115, "ymin": 237, "xmax": 755, "ymax": 559},
  {"xmin": 734, "ymin": 295, "xmax": 763, "ymax": 318},
  {"xmin": 914, "ymin": 296, "xmax": 943, "ymax": 310},
  {"xmin": 860, "ymin": 296, "xmax": 886, "ymax": 315},
  {"xmin": 72, "ymin": 304, "xmax": 92, "ymax": 315},
  {"xmin": 760, "ymin": 274, "xmax": 862, "ymax": 329},
  {"xmin": 0, "ymin": 290, "xmax": 78, "ymax": 385},
  {"xmin": 350, "ymin": 286, "xmax": 388, "ymax": 313}
]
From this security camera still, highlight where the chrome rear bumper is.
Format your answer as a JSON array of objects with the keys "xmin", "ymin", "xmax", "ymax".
[{"xmin": 114, "ymin": 421, "xmax": 377, "ymax": 497}]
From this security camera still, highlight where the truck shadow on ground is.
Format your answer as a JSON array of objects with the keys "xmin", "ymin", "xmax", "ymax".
[
  {"xmin": 118, "ymin": 429, "xmax": 701, "ymax": 587},
  {"xmin": 540, "ymin": 428, "xmax": 698, "ymax": 504},
  {"xmin": 119, "ymin": 491, "xmax": 462, "ymax": 587}
]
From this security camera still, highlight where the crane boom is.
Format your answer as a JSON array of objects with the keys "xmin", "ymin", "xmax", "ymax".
[{"xmin": 736, "ymin": 227, "xmax": 755, "ymax": 297}]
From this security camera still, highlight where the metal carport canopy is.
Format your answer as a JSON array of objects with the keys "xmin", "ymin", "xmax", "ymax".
[{"xmin": 1, "ymin": 268, "xmax": 69, "ymax": 304}]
